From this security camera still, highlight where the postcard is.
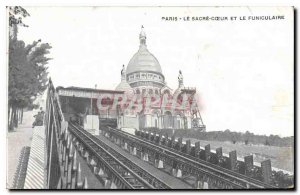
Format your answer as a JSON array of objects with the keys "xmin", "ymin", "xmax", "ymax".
[{"xmin": 7, "ymin": 6, "xmax": 294, "ymax": 190}]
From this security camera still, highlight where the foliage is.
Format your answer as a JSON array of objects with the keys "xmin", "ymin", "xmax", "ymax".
[
  {"xmin": 8, "ymin": 6, "xmax": 52, "ymax": 130},
  {"xmin": 9, "ymin": 39, "xmax": 51, "ymax": 105},
  {"xmin": 143, "ymin": 128, "xmax": 293, "ymax": 147},
  {"xmin": 8, "ymin": 6, "xmax": 30, "ymax": 38}
]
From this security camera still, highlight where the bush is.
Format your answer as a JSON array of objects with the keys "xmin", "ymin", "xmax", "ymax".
[{"xmin": 141, "ymin": 128, "xmax": 293, "ymax": 147}]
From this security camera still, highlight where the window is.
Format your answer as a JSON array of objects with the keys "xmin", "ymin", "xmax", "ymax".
[
  {"xmin": 164, "ymin": 90, "xmax": 170, "ymax": 95},
  {"xmin": 164, "ymin": 111, "xmax": 173, "ymax": 128}
]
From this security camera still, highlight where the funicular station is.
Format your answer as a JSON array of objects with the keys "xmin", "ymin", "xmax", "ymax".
[{"xmin": 22, "ymin": 27, "xmax": 294, "ymax": 189}]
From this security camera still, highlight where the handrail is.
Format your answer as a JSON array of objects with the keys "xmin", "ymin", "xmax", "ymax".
[
  {"xmin": 69, "ymin": 123, "xmax": 172, "ymax": 189},
  {"xmin": 68, "ymin": 123, "xmax": 136, "ymax": 189}
]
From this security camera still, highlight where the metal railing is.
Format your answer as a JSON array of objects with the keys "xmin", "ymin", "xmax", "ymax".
[
  {"xmin": 44, "ymin": 79, "xmax": 171, "ymax": 189},
  {"xmin": 103, "ymin": 126, "xmax": 277, "ymax": 189},
  {"xmin": 68, "ymin": 123, "xmax": 172, "ymax": 189},
  {"xmin": 45, "ymin": 79, "xmax": 90, "ymax": 189}
]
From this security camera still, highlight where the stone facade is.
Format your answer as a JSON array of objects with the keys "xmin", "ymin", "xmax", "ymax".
[
  {"xmin": 115, "ymin": 26, "xmax": 205, "ymax": 131},
  {"xmin": 57, "ymin": 26, "xmax": 205, "ymax": 132}
]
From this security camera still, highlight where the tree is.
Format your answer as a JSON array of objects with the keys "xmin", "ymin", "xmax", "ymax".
[
  {"xmin": 244, "ymin": 130, "xmax": 251, "ymax": 145},
  {"xmin": 231, "ymin": 133, "xmax": 237, "ymax": 144},
  {"xmin": 8, "ymin": 6, "xmax": 52, "ymax": 130},
  {"xmin": 265, "ymin": 138, "xmax": 270, "ymax": 146},
  {"xmin": 8, "ymin": 6, "xmax": 30, "ymax": 39}
]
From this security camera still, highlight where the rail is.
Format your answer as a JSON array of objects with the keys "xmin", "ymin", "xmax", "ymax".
[
  {"xmin": 68, "ymin": 122, "xmax": 172, "ymax": 189},
  {"xmin": 104, "ymin": 126, "xmax": 277, "ymax": 189},
  {"xmin": 45, "ymin": 79, "xmax": 171, "ymax": 189},
  {"xmin": 45, "ymin": 79, "xmax": 281, "ymax": 189}
]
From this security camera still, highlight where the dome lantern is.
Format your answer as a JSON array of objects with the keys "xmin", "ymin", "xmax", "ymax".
[
  {"xmin": 126, "ymin": 26, "xmax": 164, "ymax": 78},
  {"xmin": 139, "ymin": 25, "xmax": 146, "ymax": 46},
  {"xmin": 125, "ymin": 26, "xmax": 167, "ymax": 94}
]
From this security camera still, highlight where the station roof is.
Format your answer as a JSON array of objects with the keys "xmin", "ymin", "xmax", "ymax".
[{"xmin": 56, "ymin": 86, "xmax": 125, "ymax": 94}]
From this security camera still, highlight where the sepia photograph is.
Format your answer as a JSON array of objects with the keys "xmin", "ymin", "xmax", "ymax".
[{"xmin": 6, "ymin": 6, "xmax": 294, "ymax": 190}]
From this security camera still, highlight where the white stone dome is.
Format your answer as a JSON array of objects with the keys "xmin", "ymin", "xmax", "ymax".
[
  {"xmin": 126, "ymin": 26, "xmax": 163, "ymax": 76},
  {"xmin": 126, "ymin": 46, "xmax": 162, "ymax": 75}
]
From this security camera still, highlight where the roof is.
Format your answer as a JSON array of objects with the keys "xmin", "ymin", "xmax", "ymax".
[
  {"xmin": 56, "ymin": 86, "xmax": 124, "ymax": 94},
  {"xmin": 115, "ymin": 81, "xmax": 133, "ymax": 91},
  {"xmin": 126, "ymin": 27, "xmax": 163, "ymax": 76},
  {"xmin": 126, "ymin": 46, "xmax": 162, "ymax": 75}
]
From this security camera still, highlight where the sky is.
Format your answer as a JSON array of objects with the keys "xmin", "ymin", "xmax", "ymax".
[{"xmin": 16, "ymin": 6, "xmax": 294, "ymax": 137}]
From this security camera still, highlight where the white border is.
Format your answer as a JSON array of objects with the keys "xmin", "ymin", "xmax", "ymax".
[{"xmin": 1, "ymin": 1, "xmax": 298, "ymax": 194}]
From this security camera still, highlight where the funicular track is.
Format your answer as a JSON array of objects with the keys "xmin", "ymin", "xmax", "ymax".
[
  {"xmin": 104, "ymin": 127, "xmax": 277, "ymax": 189},
  {"xmin": 68, "ymin": 122, "xmax": 172, "ymax": 189},
  {"xmin": 50, "ymin": 79, "xmax": 276, "ymax": 189}
]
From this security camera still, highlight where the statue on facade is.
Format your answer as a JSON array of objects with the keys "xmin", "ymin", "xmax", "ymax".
[
  {"xmin": 178, "ymin": 70, "xmax": 184, "ymax": 87},
  {"xmin": 121, "ymin": 64, "xmax": 125, "ymax": 76},
  {"xmin": 120, "ymin": 64, "xmax": 126, "ymax": 80}
]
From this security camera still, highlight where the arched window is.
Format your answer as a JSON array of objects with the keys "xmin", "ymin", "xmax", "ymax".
[
  {"xmin": 163, "ymin": 111, "xmax": 173, "ymax": 129},
  {"xmin": 151, "ymin": 110, "xmax": 159, "ymax": 128},
  {"xmin": 142, "ymin": 89, "xmax": 146, "ymax": 95},
  {"xmin": 136, "ymin": 89, "xmax": 140, "ymax": 94},
  {"xmin": 163, "ymin": 89, "xmax": 170, "ymax": 95},
  {"xmin": 177, "ymin": 94, "xmax": 183, "ymax": 103},
  {"xmin": 155, "ymin": 89, "xmax": 159, "ymax": 95},
  {"xmin": 149, "ymin": 89, "xmax": 153, "ymax": 94},
  {"xmin": 175, "ymin": 113, "xmax": 183, "ymax": 129}
]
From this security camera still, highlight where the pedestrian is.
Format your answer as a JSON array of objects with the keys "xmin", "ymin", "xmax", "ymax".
[{"xmin": 32, "ymin": 107, "xmax": 45, "ymax": 128}]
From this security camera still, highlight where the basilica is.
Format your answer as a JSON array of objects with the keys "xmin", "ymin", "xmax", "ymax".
[
  {"xmin": 58, "ymin": 26, "xmax": 205, "ymax": 132},
  {"xmin": 114, "ymin": 26, "xmax": 205, "ymax": 131}
]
